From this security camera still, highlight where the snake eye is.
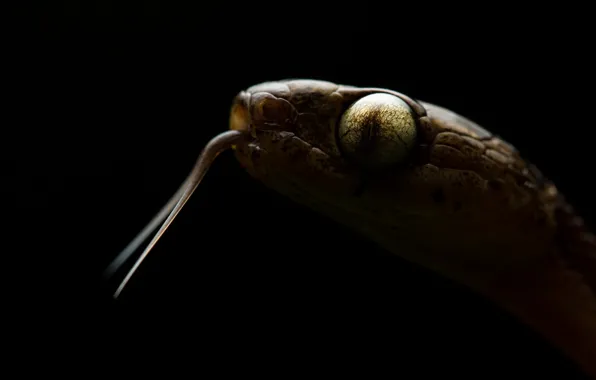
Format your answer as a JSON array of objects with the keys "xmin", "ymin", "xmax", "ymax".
[{"xmin": 338, "ymin": 93, "xmax": 417, "ymax": 168}]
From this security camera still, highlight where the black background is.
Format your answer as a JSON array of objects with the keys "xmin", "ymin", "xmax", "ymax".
[{"xmin": 7, "ymin": 2, "xmax": 596, "ymax": 377}]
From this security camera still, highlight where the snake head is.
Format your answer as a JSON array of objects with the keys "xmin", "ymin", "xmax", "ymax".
[{"xmin": 229, "ymin": 79, "xmax": 428, "ymax": 194}]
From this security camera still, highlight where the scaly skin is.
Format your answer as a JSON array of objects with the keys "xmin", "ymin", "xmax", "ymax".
[{"xmin": 229, "ymin": 79, "xmax": 596, "ymax": 377}]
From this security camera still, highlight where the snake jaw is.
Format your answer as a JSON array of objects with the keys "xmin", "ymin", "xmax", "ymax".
[{"xmin": 233, "ymin": 128, "xmax": 359, "ymax": 196}]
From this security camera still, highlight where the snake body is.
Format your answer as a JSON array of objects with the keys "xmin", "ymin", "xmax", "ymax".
[{"xmin": 229, "ymin": 79, "xmax": 596, "ymax": 377}]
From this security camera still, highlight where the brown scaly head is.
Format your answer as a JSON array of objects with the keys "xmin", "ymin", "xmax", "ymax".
[{"xmin": 230, "ymin": 79, "xmax": 596, "ymax": 377}]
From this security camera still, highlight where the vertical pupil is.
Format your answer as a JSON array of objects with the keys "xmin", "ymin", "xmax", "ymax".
[{"xmin": 360, "ymin": 119, "xmax": 380, "ymax": 156}]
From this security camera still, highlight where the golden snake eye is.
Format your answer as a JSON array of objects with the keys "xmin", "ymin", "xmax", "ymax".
[{"xmin": 338, "ymin": 93, "xmax": 417, "ymax": 168}]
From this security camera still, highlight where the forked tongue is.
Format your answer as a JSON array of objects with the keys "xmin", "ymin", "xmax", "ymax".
[{"xmin": 103, "ymin": 130, "xmax": 245, "ymax": 299}]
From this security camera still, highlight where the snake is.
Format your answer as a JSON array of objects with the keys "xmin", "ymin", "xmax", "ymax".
[
  {"xmin": 228, "ymin": 79, "xmax": 596, "ymax": 377},
  {"xmin": 106, "ymin": 79, "xmax": 596, "ymax": 377}
]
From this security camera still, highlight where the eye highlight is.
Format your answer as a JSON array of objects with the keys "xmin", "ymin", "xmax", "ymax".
[{"xmin": 338, "ymin": 93, "xmax": 417, "ymax": 168}]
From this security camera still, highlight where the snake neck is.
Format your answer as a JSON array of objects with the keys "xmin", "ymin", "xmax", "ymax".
[{"xmin": 485, "ymin": 191, "xmax": 596, "ymax": 378}]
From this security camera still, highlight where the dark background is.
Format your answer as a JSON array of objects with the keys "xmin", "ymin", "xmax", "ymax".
[{"xmin": 7, "ymin": 2, "xmax": 595, "ymax": 377}]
